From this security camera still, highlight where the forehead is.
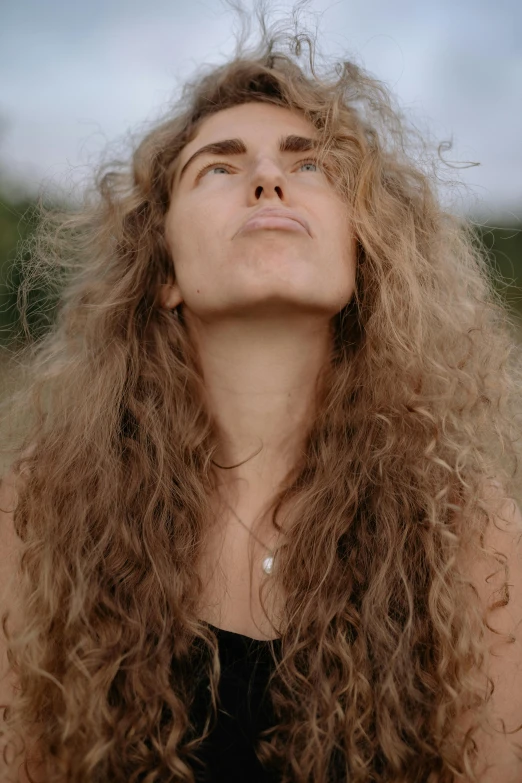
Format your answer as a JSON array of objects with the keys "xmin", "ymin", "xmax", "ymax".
[{"xmin": 181, "ymin": 102, "xmax": 317, "ymax": 157}]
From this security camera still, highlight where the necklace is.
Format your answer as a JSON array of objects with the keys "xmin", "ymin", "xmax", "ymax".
[{"xmin": 222, "ymin": 499, "xmax": 278, "ymax": 575}]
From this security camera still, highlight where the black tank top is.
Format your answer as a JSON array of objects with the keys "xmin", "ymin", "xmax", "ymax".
[
  {"xmin": 189, "ymin": 622, "xmax": 282, "ymax": 782},
  {"xmin": 158, "ymin": 624, "xmax": 352, "ymax": 781}
]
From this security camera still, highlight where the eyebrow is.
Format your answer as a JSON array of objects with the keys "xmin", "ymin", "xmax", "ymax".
[{"xmin": 177, "ymin": 134, "xmax": 319, "ymax": 183}]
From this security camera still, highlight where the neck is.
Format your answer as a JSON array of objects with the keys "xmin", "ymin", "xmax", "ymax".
[{"xmin": 186, "ymin": 310, "xmax": 333, "ymax": 522}]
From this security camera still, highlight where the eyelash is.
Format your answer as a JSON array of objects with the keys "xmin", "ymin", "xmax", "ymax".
[
  {"xmin": 195, "ymin": 161, "xmax": 230, "ymax": 178},
  {"xmin": 195, "ymin": 158, "xmax": 320, "ymax": 179}
]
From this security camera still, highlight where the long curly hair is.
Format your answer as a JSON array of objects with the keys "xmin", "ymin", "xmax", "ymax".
[{"xmin": 1, "ymin": 6, "xmax": 522, "ymax": 783}]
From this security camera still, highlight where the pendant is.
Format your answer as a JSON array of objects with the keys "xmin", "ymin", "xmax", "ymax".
[{"xmin": 262, "ymin": 554, "xmax": 274, "ymax": 575}]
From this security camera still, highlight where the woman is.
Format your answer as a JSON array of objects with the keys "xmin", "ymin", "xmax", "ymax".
[{"xmin": 1, "ymin": 10, "xmax": 522, "ymax": 783}]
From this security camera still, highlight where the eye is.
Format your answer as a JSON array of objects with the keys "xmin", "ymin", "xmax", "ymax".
[
  {"xmin": 298, "ymin": 159, "xmax": 319, "ymax": 172},
  {"xmin": 297, "ymin": 158, "xmax": 328, "ymax": 181},
  {"xmin": 298, "ymin": 158, "xmax": 319, "ymax": 173},
  {"xmin": 196, "ymin": 161, "xmax": 232, "ymax": 178}
]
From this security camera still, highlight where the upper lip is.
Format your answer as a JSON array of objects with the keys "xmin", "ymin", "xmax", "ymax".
[{"xmin": 237, "ymin": 206, "xmax": 311, "ymax": 236}]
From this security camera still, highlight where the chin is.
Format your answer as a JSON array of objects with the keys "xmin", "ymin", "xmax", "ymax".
[{"xmin": 224, "ymin": 295, "xmax": 337, "ymax": 319}]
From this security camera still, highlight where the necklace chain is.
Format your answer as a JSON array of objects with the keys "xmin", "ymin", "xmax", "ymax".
[{"xmin": 221, "ymin": 498, "xmax": 277, "ymax": 575}]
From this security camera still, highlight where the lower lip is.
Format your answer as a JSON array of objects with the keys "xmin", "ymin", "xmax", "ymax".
[{"xmin": 238, "ymin": 216, "xmax": 308, "ymax": 235}]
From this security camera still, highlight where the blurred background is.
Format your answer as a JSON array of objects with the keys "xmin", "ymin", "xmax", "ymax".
[{"xmin": 1, "ymin": 0, "xmax": 521, "ymax": 374}]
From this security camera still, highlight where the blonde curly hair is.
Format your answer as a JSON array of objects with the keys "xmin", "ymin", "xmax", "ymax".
[{"xmin": 1, "ymin": 5, "xmax": 521, "ymax": 782}]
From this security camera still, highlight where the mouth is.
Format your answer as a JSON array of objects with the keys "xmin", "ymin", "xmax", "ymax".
[{"xmin": 236, "ymin": 208, "xmax": 311, "ymax": 237}]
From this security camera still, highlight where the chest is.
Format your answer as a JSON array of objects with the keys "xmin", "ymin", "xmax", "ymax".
[{"xmin": 195, "ymin": 522, "xmax": 285, "ymax": 641}]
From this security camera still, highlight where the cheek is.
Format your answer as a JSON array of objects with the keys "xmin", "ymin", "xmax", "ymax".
[
  {"xmin": 328, "ymin": 216, "xmax": 356, "ymax": 286},
  {"xmin": 174, "ymin": 201, "xmax": 217, "ymax": 251},
  {"xmin": 165, "ymin": 212, "xmax": 217, "ymax": 297},
  {"xmin": 166, "ymin": 208, "xmax": 199, "ymax": 265},
  {"xmin": 334, "ymin": 212, "xmax": 355, "ymax": 260},
  {"xmin": 322, "ymin": 208, "xmax": 354, "ymax": 258}
]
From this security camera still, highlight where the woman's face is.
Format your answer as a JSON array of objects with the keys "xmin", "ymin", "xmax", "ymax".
[{"xmin": 163, "ymin": 102, "xmax": 356, "ymax": 321}]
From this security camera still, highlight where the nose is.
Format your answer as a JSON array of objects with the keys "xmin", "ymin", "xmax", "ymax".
[{"xmin": 248, "ymin": 157, "xmax": 286, "ymax": 204}]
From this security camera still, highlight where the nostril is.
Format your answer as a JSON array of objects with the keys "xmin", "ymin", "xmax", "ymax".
[{"xmin": 254, "ymin": 186, "xmax": 284, "ymax": 199}]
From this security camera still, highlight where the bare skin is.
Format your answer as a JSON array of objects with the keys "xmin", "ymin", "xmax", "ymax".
[{"xmin": 160, "ymin": 102, "xmax": 356, "ymax": 638}]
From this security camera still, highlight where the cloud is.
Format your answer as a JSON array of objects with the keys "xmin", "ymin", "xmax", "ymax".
[{"xmin": 1, "ymin": 0, "xmax": 520, "ymax": 216}]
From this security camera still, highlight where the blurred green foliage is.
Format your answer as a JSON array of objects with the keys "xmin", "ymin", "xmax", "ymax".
[
  {"xmin": 0, "ymin": 189, "xmax": 63, "ymax": 346},
  {"xmin": 476, "ymin": 223, "xmax": 522, "ymax": 322},
  {"xmin": 0, "ymin": 186, "xmax": 521, "ymax": 347},
  {"xmin": 0, "ymin": 193, "xmax": 37, "ymax": 335}
]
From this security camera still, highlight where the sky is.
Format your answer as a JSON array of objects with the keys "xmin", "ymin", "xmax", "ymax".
[{"xmin": 1, "ymin": 0, "xmax": 521, "ymax": 219}]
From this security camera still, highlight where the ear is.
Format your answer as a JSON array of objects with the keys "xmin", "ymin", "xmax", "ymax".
[{"xmin": 158, "ymin": 282, "xmax": 183, "ymax": 310}]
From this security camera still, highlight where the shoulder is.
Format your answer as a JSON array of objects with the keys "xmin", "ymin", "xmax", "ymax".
[
  {"xmin": 465, "ymin": 479, "xmax": 522, "ymax": 618},
  {"xmin": 0, "ymin": 465, "xmax": 23, "ymax": 534},
  {"xmin": 0, "ymin": 461, "xmax": 27, "ymax": 701},
  {"xmin": 0, "ymin": 443, "xmax": 40, "ymax": 641},
  {"xmin": 458, "ymin": 479, "xmax": 522, "ymax": 782},
  {"xmin": 0, "ymin": 455, "xmax": 31, "ymax": 611},
  {"xmin": 0, "ymin": 443, "xmax": 37, "ymax": 548},
  {"xmin": 0, "ymin": 457, "xmax": 48, "ymax": 783},
  {"xmin": 0, "ymin": 464, "xmax": 24, "ymax": 625}
]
